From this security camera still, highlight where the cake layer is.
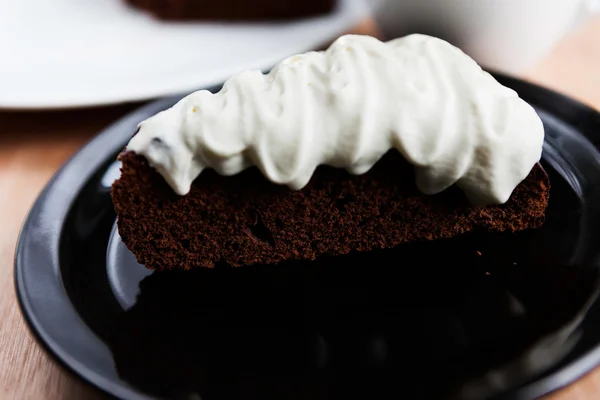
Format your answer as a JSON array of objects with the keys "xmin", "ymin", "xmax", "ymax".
[{"xmin": 112, "ymin": 150, "xmax": 550, "ymax": 270}]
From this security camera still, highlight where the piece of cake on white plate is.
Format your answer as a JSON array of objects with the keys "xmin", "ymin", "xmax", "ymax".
[
  {"xmin": 111, "ymin": 34, "xmax": 549, "ymax": 271},
  {"xmin": 124, "ymin": 0, "xmax": 337, "ymax": 20}
]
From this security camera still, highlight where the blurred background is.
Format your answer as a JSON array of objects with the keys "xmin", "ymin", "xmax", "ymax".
[{"xmin": 0, "ymin": 0, "xmax": 598, "ymax": 110}]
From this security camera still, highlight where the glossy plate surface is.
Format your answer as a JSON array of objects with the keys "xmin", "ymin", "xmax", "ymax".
[{"xmin": 15, "ymin": 74, "xmax": 600, "ymax": 400}]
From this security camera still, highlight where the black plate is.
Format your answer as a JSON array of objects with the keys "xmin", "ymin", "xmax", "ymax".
[{"xmin": 15, "ymin": 73, "xmax": 600, "ymax": 400}]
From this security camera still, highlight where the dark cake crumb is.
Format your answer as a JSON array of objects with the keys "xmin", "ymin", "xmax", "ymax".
[{"xmin": 111, "ymin": 150, "xmax": 550, "ymax": 270}]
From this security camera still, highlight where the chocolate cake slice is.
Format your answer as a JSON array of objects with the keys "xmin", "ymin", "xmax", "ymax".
[
  {"xmin": 112, "ymin": 151, "xmax": 549, "ymax": 270},
  {"xmin": 111, "ymin": 34, "xmax": 550, "ymax": 271},
  {"xmin": 124, "ymin": 0, "xmax": 336, "ymax": 21}
]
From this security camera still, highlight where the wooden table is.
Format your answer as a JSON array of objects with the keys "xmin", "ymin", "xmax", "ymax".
[{"xmin": 1, "ymin": 17, "xmax": 599, "ymax": 400}]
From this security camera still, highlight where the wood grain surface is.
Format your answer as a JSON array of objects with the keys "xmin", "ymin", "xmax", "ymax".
[{"xmin": 0, "ymin": 16, "xmax": 599, "ymax": 400}]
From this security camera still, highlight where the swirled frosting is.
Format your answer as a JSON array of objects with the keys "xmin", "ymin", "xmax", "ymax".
[{"xmin": 126, "ymin": 34, "xmax": 544, "ymax": 205}]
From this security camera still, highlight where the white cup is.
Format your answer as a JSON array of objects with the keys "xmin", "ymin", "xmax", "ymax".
[{"xmin": 370, "ymin": 0, "xmax": 600, "ymax": 75}]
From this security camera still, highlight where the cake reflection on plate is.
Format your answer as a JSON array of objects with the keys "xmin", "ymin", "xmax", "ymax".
[{"xmin": 106, "ymin": 229, "xmax": 597, "ymax": 400}]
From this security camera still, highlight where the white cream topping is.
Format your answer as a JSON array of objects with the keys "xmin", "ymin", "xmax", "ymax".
[{"xmin": 127, "ymin": 34, "xmax": 544, "ymax": 205}]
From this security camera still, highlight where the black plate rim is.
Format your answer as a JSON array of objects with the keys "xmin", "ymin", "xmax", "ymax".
[
  {"xmin": 13, "ymin": 97, "xmax": 184, "ymax": 400},
  {"xmin": 14, "ymin": 74, "xmax": 600, "ymax": 400}
]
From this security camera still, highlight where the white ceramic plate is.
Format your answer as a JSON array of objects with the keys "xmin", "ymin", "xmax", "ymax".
[{"xmin": 0, "ymin": 0, "xmax": 369, "ymax": 110}]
